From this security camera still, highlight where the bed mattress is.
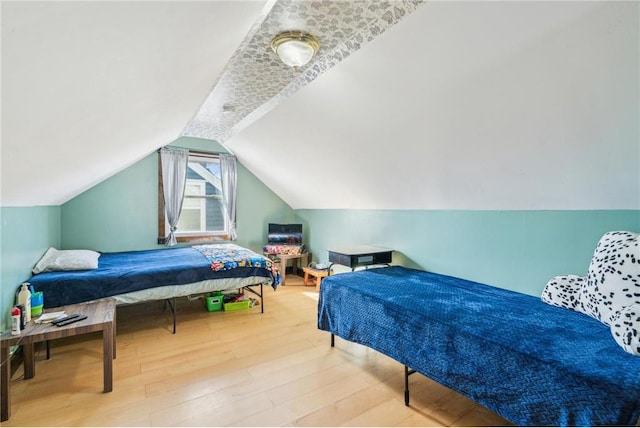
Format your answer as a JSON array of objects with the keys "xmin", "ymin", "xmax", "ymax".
[
  {"xmin": 28, "ymin": 245, "xmax": 279, "ymax": 308},
  {"xmin": 317, "ymin": 266, "xmax": 640, "ymax": 426}
]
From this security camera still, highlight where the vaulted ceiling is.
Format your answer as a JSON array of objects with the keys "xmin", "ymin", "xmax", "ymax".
[{"xmin": 2, "ymin": 1, "xmax": 638, "ymax": 210}]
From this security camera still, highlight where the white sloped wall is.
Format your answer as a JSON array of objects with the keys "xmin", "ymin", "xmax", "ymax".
[{"xmin": 227, "ymin": 1, "xmax": 639, "ymax": 210}]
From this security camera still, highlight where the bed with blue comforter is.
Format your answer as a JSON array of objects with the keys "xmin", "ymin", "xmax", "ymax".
[
  {"xmin": 28, "ymin": 244, "xmax": 280, "ymax": 308},
  {"xmin": 317, "ymin": 266, "xmax": 640, "ymax": 426}
]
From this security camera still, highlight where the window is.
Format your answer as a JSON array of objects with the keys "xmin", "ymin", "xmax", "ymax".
[{"xmin": 158, "ymin": 151, "xmax": 232, "ymax": 243}]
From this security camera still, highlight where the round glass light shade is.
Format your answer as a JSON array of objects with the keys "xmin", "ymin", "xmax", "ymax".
[{"xmin": 271, "ymin": 32, "xmax": 319, "ymax": 68}]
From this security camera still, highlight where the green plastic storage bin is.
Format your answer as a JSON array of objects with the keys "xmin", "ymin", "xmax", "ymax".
[
  {"xmin": 223, "ymin": 300, "xmax": 251, "ymax": 311},
  {"xmin": 206, "ymin": 295, "xmax": 223, "ymax": 312}
]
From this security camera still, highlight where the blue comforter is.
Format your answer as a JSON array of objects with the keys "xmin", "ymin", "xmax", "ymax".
[
  {"xmin": 317, "ymin": 266, "xmax": 640, "ymax": 426},
  {"xmin": 28, "ymin": 245, "xmax": 279, "ymax": 308}
]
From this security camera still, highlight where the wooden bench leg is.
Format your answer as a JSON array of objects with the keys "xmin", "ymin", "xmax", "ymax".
[
  {"xmin": 23, "ymin": 344, "xmax": 35, "ymax": 379},
  {"xmin": 279, "ymin": 259, "xmax": 287, "ymax": 286},
  {"xmin": 304, "ymin": 271, "xmax": 310, "ymax": 286},
  {"xmin": 103, "ymin": 321, "xmax": 114, "ymax": 393},
  {"xmin": 1, "ymin": 338, "xmax": 10, "ymax": 422}
]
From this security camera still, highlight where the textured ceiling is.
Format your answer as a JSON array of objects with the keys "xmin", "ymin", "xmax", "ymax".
[{"xmin": 183, "ymin": 0, "xmax": 423, "ymax": 142}]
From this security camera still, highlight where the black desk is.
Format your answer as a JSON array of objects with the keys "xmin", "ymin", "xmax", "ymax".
[{"xmin": 327, "ymin": 246, "xmax": 393, "ymax": 270}]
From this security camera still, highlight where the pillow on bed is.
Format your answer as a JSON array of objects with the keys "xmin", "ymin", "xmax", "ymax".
[
  {"xmin": 541, "ymin": 275, "xmax": 584, "ymax": 311},
  {"xmin": 32, "ymin": 247, "xmax": 100, "ymax": 274},
  {"xmin": 610, "ymin": 304, "xmax": 640, "ymax": 356},
  {"xmin": 579, "ymin": 231, "xmax": 640, "ymax": 326}
]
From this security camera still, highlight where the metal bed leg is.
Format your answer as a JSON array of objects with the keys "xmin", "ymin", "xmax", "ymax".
[
  {"xmin": 404, "ymin": 365, "xmax": 416, "ymax": 406},
  {"xmin": 46, "ymin": 340, "xmax": 50, "ymax": 360},
  {"xmin": 241, "ymin": 284, "xmax": 265, "ymax": 313},
  {"xmin": 328, "ymin": 336, "xmax": 415, "ymax": 407},
  {"xmin": 164, "ymin": 298, "xmax": 177, "ymax": 334},
  {"xmin": 172, "ymin": 297, "xmax": 176, "ymax": 334}
]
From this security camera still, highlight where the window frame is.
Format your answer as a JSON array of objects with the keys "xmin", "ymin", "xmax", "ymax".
[
  {"xmin": 180, "ymin": 179, "xmax": 208, "ymax": 233},
  {"xmin": 157, "ymin": 150, "xmax": 232, "ymax": 244}
]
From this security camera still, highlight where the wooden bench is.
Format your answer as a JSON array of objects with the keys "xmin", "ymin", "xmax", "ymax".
[
  {"xmin": 302, "ymin": 266, "xmax": 331, "ymax": 290},
  {"xmin": 1, "ymin": 299, "xmax": 116, "ymax": 422}
]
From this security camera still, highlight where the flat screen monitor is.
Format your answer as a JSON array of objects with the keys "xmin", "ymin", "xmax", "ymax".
[{"xmin": 268, "ymin": 223, "xmax": 302, "ymax": 244}]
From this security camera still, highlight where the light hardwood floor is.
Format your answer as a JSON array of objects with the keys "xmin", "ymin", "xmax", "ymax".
[{"xmin": 6, "ymin": 275, "xmax": 510, "ymax": 427}]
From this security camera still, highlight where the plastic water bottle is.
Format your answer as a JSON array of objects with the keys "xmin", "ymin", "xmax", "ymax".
[{"xmin": 18, "ymin": 283, "xmax": 32, "ymax": 323}]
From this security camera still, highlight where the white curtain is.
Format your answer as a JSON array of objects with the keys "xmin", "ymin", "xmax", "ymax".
[
  {"xmin": 160, "ymin": 147, "xmax": 189, "ymax": 246},
  {"xmin": 220, "ymin": 153, "xmax": 238, "ymax": 240}
]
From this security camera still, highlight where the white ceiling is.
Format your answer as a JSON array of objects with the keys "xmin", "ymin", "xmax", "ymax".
[
  {"xmin": 2, "ymin": 1, "xmax": 639, "ymax": 210},
  {"xmin": 228, "ymin": 1, "xmax": 640, "ymax": 210},
  {"xmin": 1, "ymin": 0, "xmax": 266, "ymax": 206}
]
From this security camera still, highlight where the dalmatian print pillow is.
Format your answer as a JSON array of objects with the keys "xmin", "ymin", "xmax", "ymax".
[
  {"xmin": 579, "ymin": 231, "xmax": 640, "ymax": 326},
  {"xmin": 541, "ymin": 275, "xmax": 584, "ymax": 311},
  {"xmin": 610, "ymin": 304, "xmax": 640, "ymax": 356}
]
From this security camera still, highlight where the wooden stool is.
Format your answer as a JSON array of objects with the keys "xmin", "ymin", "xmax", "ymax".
[{"xmin": 302, "ymin": 266, "xmax": 331, "ymax": 290}]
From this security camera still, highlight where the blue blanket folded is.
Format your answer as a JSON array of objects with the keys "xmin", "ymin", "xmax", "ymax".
[
  {"xmin": 28, "ymin": 245, "xmax": 279, "ymax": 308},
  {"xmin": 317, "ymin": 266, "xmax": 640, "ymax": 426}
]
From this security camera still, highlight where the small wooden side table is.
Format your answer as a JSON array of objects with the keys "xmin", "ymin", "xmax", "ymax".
[
  {"xmin": 302, "ymin": 266, "xmax": 331, "ymax": 290},
  {"xmin": 1, "ymin": 299, "xmax": 116, "ymax": 422},
  {"xmin": 265, "ymin": 252, "xmax": 311, "ymax": 286}
]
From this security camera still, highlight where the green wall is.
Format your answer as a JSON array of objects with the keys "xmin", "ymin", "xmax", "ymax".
[
  {"xmin": 295, "ymin": 209, "xmax": 640, "ymax": 296},
  {"xmin": 61, "ymin": 137, "xmax": 294, "ymax": 253},
  {"xmin": 60, "ymin": 153, "xmax": 158, "ymax": 252},
  {"xmin": 0, "ymin": 206, "xmax": 61, "ymax": 330},
  {"xmin": 3, "ymin": 136, "xmax": 637, "ymax": 327}
]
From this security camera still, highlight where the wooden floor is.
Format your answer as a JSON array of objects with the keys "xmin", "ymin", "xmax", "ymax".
[{"xmin": 5, "ymin": 275, "xmax": 510, "ymax": 427}]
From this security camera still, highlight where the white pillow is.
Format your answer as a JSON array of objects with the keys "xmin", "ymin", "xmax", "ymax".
[
  {"xmin": 579, "ymin": 231, "xmax": 640, "ymax": 325},
  {"xmin": 541, "ymin": 275, "xmax": 584, "ymax": 311},
  {"xmin": 32, "ymin": 247, "xmax": 100, "ymax": 274},
  {"xmin": 610, "ymin": 304, "xmax": 640, "ymax": 356}
]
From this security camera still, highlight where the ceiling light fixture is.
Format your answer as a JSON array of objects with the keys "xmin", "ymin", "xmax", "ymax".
[{"xmin": 271, "ymin": 31, "xmax": 319, "ymax": 68}]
